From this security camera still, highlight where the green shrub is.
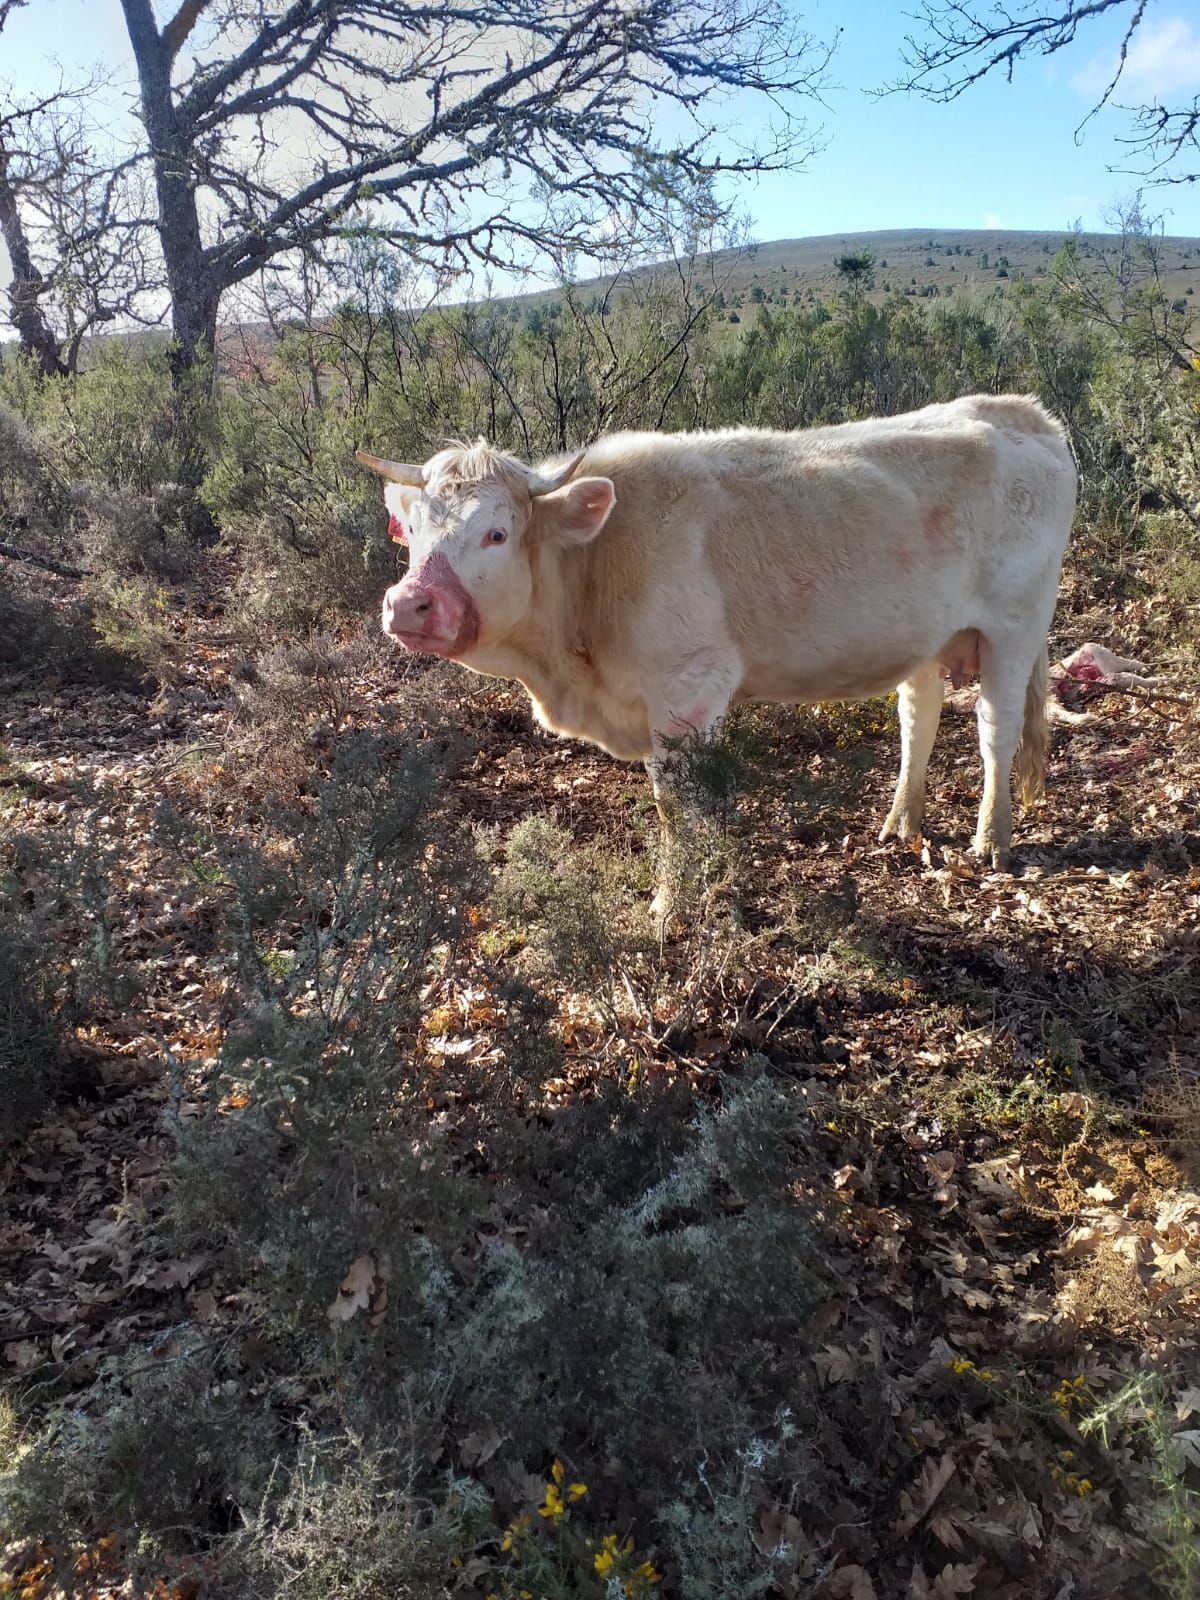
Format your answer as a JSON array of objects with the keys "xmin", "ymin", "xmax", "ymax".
[
  {"xmin": 203, "ymin": 339, "xmax": 396, "ymax": 628},
  {"xmin": 0, "ymin": 808, "xmax": 125, "ymax": 1146},
  {"xmin": 0, "ymin": 344, "xmax": 187, "ymax": 499},
  {"xmin": 0, "ymin": 384, "xmax": 194, "ymax": 685},
  {"xmin": 165, "ymin": 727, "xmax": 485, "ymax": 1323},
  {"xmin": 0, "ymin": 918, "xmax": 64, "ymax": 1147},
  {"xmin": 435, "ymin": 1071, "xmax": 826, "ymax": 1506},
  {"xmin": 492, "ymin": 815, "xmax": 650, "ymax": 1025},
  {"xmin": 2, "ymin": 1336, "xmax": 281, "ymax": 1587},
  {"xmin": 141, "ymin": 738, "xmax": 827, "ymax": 1594},
  {"xmin": 234, "ymin": 1446, "xmax": 488, "ymax": 1600}
]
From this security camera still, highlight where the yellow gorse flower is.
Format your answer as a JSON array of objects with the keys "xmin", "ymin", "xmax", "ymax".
[
  {"xmin": 1052, "ymin": 1374, "xmax": 1090, "ymax": 1415},
  {"xmin": 537, "ymin": 1460, "xmax": 587, "ymax": 1522},
  {"xmin": 594, "ymin": 1531, "xmax": 644, "ymax": 1581},
  {"xmin": 501, "ymin": 1512, "xmax": 531, "ymax": 1551}
]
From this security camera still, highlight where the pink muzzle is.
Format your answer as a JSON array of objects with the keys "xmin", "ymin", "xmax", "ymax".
[{"xmin": 381, "ymin": 551, "xmax": 479, "ymax": 659}]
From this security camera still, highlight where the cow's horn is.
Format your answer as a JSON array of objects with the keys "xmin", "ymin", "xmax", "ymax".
[
  {"xmin": 356, "ymin": 450, "xmax": 426, "ymax": 486},
  {"xmin": 528, "ymin": 448, "xmax": 587, "ymax": 497}
]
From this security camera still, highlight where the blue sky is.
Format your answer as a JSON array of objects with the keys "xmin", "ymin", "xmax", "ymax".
[
  {"xmin": 741, "ymin": 0, "xmax": 1200, "ymax": 240},
  {"xmin": 2, "ymin": 0, "xmax": 1199, "ymax": 265}
]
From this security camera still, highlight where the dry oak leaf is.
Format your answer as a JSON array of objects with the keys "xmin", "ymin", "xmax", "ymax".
[
  {"xmin": 328, "ymin": 1254, "xmax": 377, "ymax": 1324},
  {"xmin": 895, "ymin": 1452, "xmax": 957, "ymax": 1538},
  {"xmin": 813, "ymin": 1344, "xmax": 857, "ymax": 1385},
  {"xmin": 754, "ymin": 1503, "xmax": 813, "ymax": 1565},
  {"xmin": 908, "ymin": 1561, "xmax": 980, "ymax": 1599},
  {"xmin": 827, "ymin": 1565, "xmax": 877, "ymax": 1600},
  {"xmin": 459, "ymin": 1428, "xmax": 504, "ymax": 1469}
]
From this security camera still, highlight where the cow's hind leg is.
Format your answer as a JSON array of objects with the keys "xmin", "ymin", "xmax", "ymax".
[
  {"xmin": 974, "ymin": 635, "xmax": 1033, "ymax": 870},
  {"xmin": 879, "ymin": 660, "xmax": 943, "ymax": 845}
]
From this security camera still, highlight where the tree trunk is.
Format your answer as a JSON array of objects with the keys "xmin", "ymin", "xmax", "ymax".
[
  {"xmin": 120, "ymin": 0, "xmax": 218, "ymax": 388},
  {"xmin": 120, "ymin": 0, "xmax": 219, "ymax": 525},
  {"xmin": 170, "ymin": 278, "xmax": 220, "ymax": 384},
  {"xmin": 0, "ymin": 136, "xmax": 68, "ymax": 376}
]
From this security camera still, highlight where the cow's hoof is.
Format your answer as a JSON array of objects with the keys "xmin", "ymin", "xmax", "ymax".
[
  {"xmin": 972, "ymin": 841, "xmax": 1012, "ymax": 872},
  {"xmin": 879, "ymin": 810, "xmax": 923, "ymax": 844}
]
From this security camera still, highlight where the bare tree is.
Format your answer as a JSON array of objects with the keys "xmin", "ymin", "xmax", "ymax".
[
  {"xmin": 0, "ymin": 0, "xmax": 68, "ymax": 373},
  {"xmin": 896, "ymin": 0, "xmax": 1200, "ymax": 184},
  {"xmin": 0, "ymin": 2, "xmax": 159, "ymax": 373},
  {"xmin": 0, "ymin": 125, "xmax": 67, "ymax": 375},
  {"xmin": 111, "ymin": 0, "xmax": 830, "ymax": 381}
]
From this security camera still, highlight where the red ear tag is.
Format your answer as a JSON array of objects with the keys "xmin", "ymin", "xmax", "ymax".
[{"xmin": 387, "ymin": 514, "xmax": 407, "ymax": 544}]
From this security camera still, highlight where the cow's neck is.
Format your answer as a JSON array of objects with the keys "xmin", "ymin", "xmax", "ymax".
[
  {"xmin": 466, "ymin": 539, "xmax": 596, "ymax": 710},
  {"xmin": 462, "ymin": 539, "xmax": 648, "ymax": 761}
]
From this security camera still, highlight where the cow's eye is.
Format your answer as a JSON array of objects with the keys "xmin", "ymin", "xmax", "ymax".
[{"xmin": 484, "ymin": 528, "xmax": 507, "ymax": 546}]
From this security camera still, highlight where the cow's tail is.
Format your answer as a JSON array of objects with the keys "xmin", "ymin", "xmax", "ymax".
[{"xmin": 1015, "ymin": 641, "xmax": 1050, "ymax": 807}]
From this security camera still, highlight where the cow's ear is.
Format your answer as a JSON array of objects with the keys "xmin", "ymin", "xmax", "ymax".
[
  {"xmin": 384, "ymin": 481, "xmax": 419, "ymax": 542},
  {"xmin": 533, "ymin": 476, "xmax": 615, "ymax": 547}
]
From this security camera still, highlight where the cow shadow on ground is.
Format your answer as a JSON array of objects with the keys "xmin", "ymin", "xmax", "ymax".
[
  {"xmin": 1018, "ymin": 829, "xmax": 1200, "ymax": 874},
  {"xmin": 726, "ymin": 827, "xmax": 1199, "ymax": 1117}
]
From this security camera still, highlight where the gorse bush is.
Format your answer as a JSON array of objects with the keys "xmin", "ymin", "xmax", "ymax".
[
  {"xmin": 0, "ymin": 403, "xmax": 72, "ymax": 537},
  {"xmin": 435, "ymin": 1069, "xmax": 825, "ymax": 1473},
  {"xmin": 0, "ymin": 382, "xmax": 193, "ymax": 682},
  {"xmin": 0, "ymin": 807, "xmax": 126, "ymax": 1146},
  {"xmin": 234, "ymin": 1444, "xmax": 488, "ymax": 1600},
  {"xmin": 165, "ymin": 727, "xmax": 484, "ymax": 1320},
  {"xmin": 657, "ymin": 711, "xmax": 777, "ymax": 828},
  {"xmin": 491, "ymin": 814, "xmax": 650, "ymax": 1025},
  {"xmin": 224, "ymin": 624, "xmax": 394, "ymax": 800},
  {"xmin": 0, "ymin": 344, "xmax": 188, "ymax": 499},
  {"xmin": 2, "ymin": 719, "xmax": 830, "ymax": 1595},
  {"xmin": 0, "ymin": 916, "xmax": 64, "ymax": 1148},
  {"xmin": 3, "ymin": 1335, "xmax": 281, "ymax": 1567},
  {"xmin": 203, "ymin": 326, "xmax": 399, "ymax": 626}
]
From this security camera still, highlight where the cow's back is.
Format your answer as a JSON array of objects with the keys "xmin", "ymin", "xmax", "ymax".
[{"xmin": 573, "ymin": 400, "xmax": 1074, "ymax": 710}]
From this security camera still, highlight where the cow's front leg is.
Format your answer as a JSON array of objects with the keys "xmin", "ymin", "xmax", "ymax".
[
  {"xmin": 645, "ymin": 753, "xmax": 689, "ymax": 928},
  {"xmin": 645, "ymin": 666, "xmax": 737, "ymax": 927},
  {"xmin": 879, "ymin": 661, "xmax": 944, "ymax": 845}
]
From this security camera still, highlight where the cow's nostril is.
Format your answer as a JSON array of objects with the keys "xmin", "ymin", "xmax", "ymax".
[{"xmin": 414, "ymin": 599, "xmax": 431, "ymax": 615}]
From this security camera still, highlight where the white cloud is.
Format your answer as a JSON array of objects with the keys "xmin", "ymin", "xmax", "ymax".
[
  {"xmin": 1072, "ymin": 14, "xmax": 1200, "ymax": 100},
  {"xmin": 982, "ymin": 211, "xmax": 1001, "ymax": 229}
]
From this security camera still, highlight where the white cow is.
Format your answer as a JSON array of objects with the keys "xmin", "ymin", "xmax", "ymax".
[{"xmin": 359, "ymin": 395, "xmax": 1075, "ymax": 879}]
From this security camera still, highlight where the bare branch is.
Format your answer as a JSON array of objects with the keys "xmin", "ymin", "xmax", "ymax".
[
  {"xmin": 163, "ymin": 0, "xmax": 212, "ymax": 61},
  {"xmin": 99, "ymin": 0, "xmax": 831, "ymax": 373},
  {"xmin": 0, "ymin": 540, "xmax": 90, "ymax": 579},
  {"xmin": 894, "ymin": 0, "xmax": 1198, "ymax": 184}
]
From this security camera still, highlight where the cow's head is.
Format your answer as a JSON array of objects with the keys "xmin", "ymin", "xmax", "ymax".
[{"xmin": 357, "ymin": 440, "xmax": 616, "ymax": 660}]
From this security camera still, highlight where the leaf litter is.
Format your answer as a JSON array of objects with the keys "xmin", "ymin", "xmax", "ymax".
[{"xmin": 1, "ymin": 573, "xmax": 1199, "ymax": 1599}]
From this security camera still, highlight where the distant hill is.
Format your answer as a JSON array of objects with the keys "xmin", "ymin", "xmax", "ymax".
[
  {"xmin": 21, "ymin": 224, "xmax": 1190, "ymax": 371},
  {"xmin": 515, "ymin": 227, "xmax": 1200, "ymax": 323}
]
